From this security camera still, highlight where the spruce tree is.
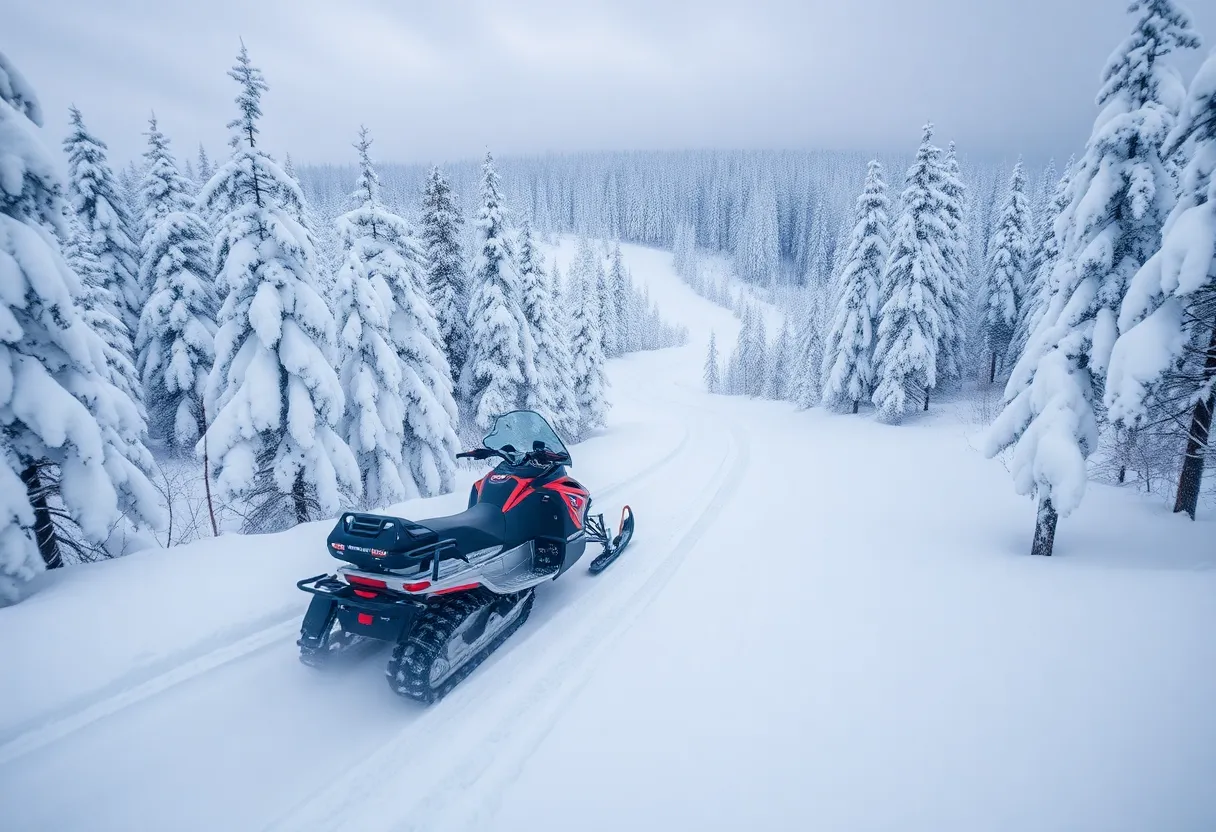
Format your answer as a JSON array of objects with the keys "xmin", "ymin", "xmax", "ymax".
[
  {"xmin": 1107, "ymin": 49, "xmax": 1216, "ymax": 520},
  {"xmin": 983, "ymin": 159, "xmax": 1032, "ymax": 383},
  {"xmin": 986, "ymin": 0, "xmax": 1199, "ymax": 555},
  {"xmin": 704, "ymin": 331, "xmax": 722, "ymax": 393},
  {"xmin": 196, "ymin": 144, "xmax": 214, "ymax": 191},
  {"xmin": 937, "ymin": 142, "xmax": 970, "ymax": 383},
  {"xmin": 872, "ymin": 124, "xmax": 950, "ymax": 422},
  {"xmin": 63, "ymin": 106, "xmax": 143, "ymax": 339},
  {"xmin": 136, "ymin": 116, "xmax": 217, "ymax": 447},
  {"xmin": 421, "ymin": 166, "xmax": 470, "ymax": 388},
  {"xmin": 1, "ymin": 50, "xmax": 162, "ymax": 603},
  {"xmin": 822, "ymin": 160, "xmax": 890, "ymax": 413},
  {"xmin": 200, "ymin": 44, "xmax": 359, "ymax": 530},
  {"xmin": 764, "ymin": 318, "xmax": 793, "ymax": 400},
  {"xmin": 462, "ymin": 152, "xmax": 534, "ymax": 431},
  {"xmin": 1008, "ymin": 158, "xmax": 1074, "ymax": 369},
  {"xmin": 517, "ymin": 221, "xmax": 580, "ymax": 439},
  {"xmin": 568, "ymin": 254, "xmax": 609, "ymax": 435}
]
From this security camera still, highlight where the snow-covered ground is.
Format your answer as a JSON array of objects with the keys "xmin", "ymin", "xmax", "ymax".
[{"xmin": 1, "ymin": 241, "xmax": 1213, "ymax": 831}]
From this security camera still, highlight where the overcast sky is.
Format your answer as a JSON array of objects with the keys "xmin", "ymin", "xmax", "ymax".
[{"xmin": 7, "ymin": 0, "xmax": 1215, "ymax": 168}]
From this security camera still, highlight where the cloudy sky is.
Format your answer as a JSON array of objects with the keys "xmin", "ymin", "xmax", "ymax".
[{"xmin": 7, "ymin": 0, "xmax": 1215, "ymax": 168}]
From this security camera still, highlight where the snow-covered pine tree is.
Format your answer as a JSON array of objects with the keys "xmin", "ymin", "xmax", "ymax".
[
  {"xmin": 421, "ymin": 166, "xmax": 470, "ymax": 389},
  {"xmin": 594, "ymin": 248, "xmax": 621, "ymax": 358},
  {"xmin": 463, "ymin": 152, "xmax": 535, "ymax": 431},
  {"xmin": 136, "ymin": 116, "xmax": 217, "ymax": 448},
  {"xmin": 872, "ymin": 124, "xmax": 950, "ymax": 422},
  {"xmin": 196, "ymin": 144, "xmax": 214, "ymax": 194},
  {"xmin": 735, "ymin": 178, "xmax": 780, "ymax": 286},
  {"xmin": 986, "ymin": 0, "xmax": 1199, "ymax": 555},
  {"xmin": 822, "ymin": 159, "xmax": 890, "ymax": 413},
  {"xmin": 342, "ymin": 129, "xmax": 459, "ymax": 498},
  {"xmin": 1007, "ymin": 157, "xmax": 1074, "ymax": 370},
  {"xmin": 1106, "ymin": 49, "xmax": 1216, "ymax": 520},
  {"xmin": 937, "ymin": 142, "xmax": 970, "ymax": 383},
  {"xmin": 568, "ymin": 252, "xmax": 609, "ymax": 435},
  {"xmin": 789, "ymin": 288, "xmax": 828, "ymax": 408},
  {"xmin": 1, "ymin": 50, "xmax": 163, "ymax": 603},
  {"xmin": 764, "ymin": 318, "xmax": 792, "ymax": 400},
  {"xmin": 982, "ymin": 159, "xmax": 1032, "ymax": 383},
  {"xmin": 517, "ymin": 221, "xmax": 580, "ymax": 439},
  {"xmin": 607, "ymin": 241, "xmax": 630, "ymax": 354},
  {"xmin": 200, "ymin": 44, "xmax": 359, "ymax": 530},
  {"xmin": 63, "ymin": 106, "xmax": 143, "ymax": 340},
  {"xmin": 704, "ymin": 331, "xmax": 722, "ymax": 393}
]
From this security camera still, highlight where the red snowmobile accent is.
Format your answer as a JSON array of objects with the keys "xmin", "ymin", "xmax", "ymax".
[
  {"xmin": 542, "ymin": 479, "xmax": 591, "ymax": 528},
  {"xmin": 501, "ymin": 477, "xmax": 538, "ymax": 513}
]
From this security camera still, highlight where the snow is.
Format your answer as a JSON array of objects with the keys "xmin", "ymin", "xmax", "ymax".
[{"xmin": 0, "ymin": 239, "xmax": 1213, "ymax": 830}]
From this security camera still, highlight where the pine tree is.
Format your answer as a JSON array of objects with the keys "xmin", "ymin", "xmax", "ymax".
[
  {"xmin": 568, "ymin": 254, "xmax": 609, "ymax": 435},
  {"xmin": 348, "ymin": 133, "xmax": 459, "ymax": 498},
  {"xmin": 199, "ymin": 43, "xmax": 359, "ymax": 531},
  {"xmin": 594, "ymin": 250, "xmax": 621, "ymax": 358},
  {"xmin": 937, "ymin": 142, "xmax": 970, "ymax": 382},
  {"xmin": 462, "ymin": 152, "xmax": 534, "ymax": 431},
  {"xmin": 735, "ymin": 177, "xmax": 780, "ymax": 285},
  {"xmin": 607, "ymin": 241, "xmax": 630, "ymax": 355},
  {"xmin": 822, "ymin": 160, "xmax": 890, "ymax": 413},
  {"xmin": 704, "ymin": 331, "xmax": 722, "ymax": 393},
  {"xmin": 421, "ymin": 166, "xmax": 470, "ymax": 387},
  {"xmin": 196, "ymin": 144, "xmax": 214, "ymax": 192},
  {"xmin": 872, "ymin": 124, "xmax": 950, "ymax": 422},
  {"xmin": 136, "ymin": 116, "xmax": 217, "ymax": 448},
  {"xmin": 1106, "ymin": 49, "xmax": 1216, "ymax": 520},
  {"xmin": 1008, "ymin": 158, "xmax": 1074, "ymax": 369},
  {"xmin": 986, "ymin": 1, "xmax": 1199, "ymax": 555},
  {"xmin": 764, "ymin": 318, "xmax": 792, "ymax": 400},
  {"xmin": 790, "ymin": 288, "xmax": 828, "ymax": 408},
  {"xmin": 1, "ymin": 50, "xmax": 162, "ymax": 603},
  {"xmin": 517, "ymin": 221, "xmax": 580, "ymax": 439},
  {"xmin": 63, "ymin": 106, "xmax": 143, "ymax": 339},
  {"xmin": 983, "ymin": 159, "xmax": 1032, "ymax": 383}
]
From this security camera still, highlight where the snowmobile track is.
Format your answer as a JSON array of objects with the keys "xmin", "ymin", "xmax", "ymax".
[
  {"xmin": 0, "ymin": 416, "xmax": 693, "ymax": 768},
  {"xmin": 266, "ymin": 410, "xmax": 750, "ymax": 832}
]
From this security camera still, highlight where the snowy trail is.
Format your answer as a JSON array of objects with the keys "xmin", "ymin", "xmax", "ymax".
[
  {"xmin": 3, "ymin": 241, "xmax": 1214, "ymax": 831},
  {"xmin": 0, "ymin": 334, "xmax": 738, "ymax": 832}
]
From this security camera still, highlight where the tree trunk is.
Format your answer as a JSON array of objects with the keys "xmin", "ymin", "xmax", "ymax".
[
  {"xmin": 20, "ymin": 464, "xmax": 62, "ymax": 569},
  {"xmin": 923, "ymin": 385, "xmax": 930, "ymax": 412},
  {"xmin": 1117, "ymin": 464, "xmax": 1126, "ymax": 485},
  {"xmin": 292, "ymin": 470, "xmax": 310, "ymax": 526},
  {"xmin": 1172, "ymin": 321, "xmax": 1216, "ymax": 520},
  {"xmin": 851, "ymin": 399, "xmax": 859, "ymax": 415},
  {"xmin": 1031, "ymin": 495, "xmax": 1057, "ymax": 557},
  {"xmin": 989, "ymin": 350, "xmax": 998, "ymax": 385},
  {"xmin": 200, "ymin": 400, "xmax": 219, "ymax": 537}
]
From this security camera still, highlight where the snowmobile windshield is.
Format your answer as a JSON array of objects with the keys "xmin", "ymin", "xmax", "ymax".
[{"xmin": 482, "ymin": 410, "xmax": 570, "ymax": 465}]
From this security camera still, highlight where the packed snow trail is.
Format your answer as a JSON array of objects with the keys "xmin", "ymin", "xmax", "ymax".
[{"xmin": 1, "ymin": 241, "xmax": 1214, "ymax": 831}]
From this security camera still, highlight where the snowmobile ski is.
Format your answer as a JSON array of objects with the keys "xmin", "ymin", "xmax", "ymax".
[{"xmin": 588, "ymin": 505, "xmax": 634, "ymax": 574}]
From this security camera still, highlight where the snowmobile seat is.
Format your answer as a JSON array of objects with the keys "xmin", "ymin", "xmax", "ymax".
[{"xmin": 422, "ymin": 502, "xmax": 507, "ymax": 557}]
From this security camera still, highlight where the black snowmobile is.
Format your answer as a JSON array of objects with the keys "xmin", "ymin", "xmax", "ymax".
[{"xmin": 296, "ymin": 410, "xmax": 635, "ymax": 703}]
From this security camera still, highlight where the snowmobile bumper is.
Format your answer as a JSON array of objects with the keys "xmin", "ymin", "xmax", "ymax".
[{"xmin": 297, "ymin": 574, "xmax": 426, "ymax": 646}]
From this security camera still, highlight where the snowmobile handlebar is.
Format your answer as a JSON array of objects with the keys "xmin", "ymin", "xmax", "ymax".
[{"xmin": 457, "ymin": 446, "xmax": 571, "ymax": 466}]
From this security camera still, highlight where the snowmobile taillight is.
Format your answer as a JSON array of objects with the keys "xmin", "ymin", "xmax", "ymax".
[
  {"xmin": 330, "ymin": 542, "xmax": 345, "ymax": 551},
  {"xmin": 346, "ymin": 574, "xmax": 387, "ymax": 589},
  {"xmin": 433, "ymin": 582, "xmax": 481, "ymax": 596},
  {"xmin": 357, "ymin": 613, "xmax": 374, "ymax": 626},
  {"xmin": 353, "ymin": 589, "xmax": 379, "ymax": 599},
  {"xmin": 401, "ymin": 580, "xmax": 432, "ymax": 592}
]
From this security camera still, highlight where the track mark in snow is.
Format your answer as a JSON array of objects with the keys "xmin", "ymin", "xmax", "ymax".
[
  {"xmin": 0, "ymin": 618, "xmax": 298, "ymax": 766},
  {"xmin": 268, "ymin": 411, "xmax": 750, "ymax": 832},
  {"xmin": 0, "ymin": 418, "xmax": 691, "ymax": 767}
]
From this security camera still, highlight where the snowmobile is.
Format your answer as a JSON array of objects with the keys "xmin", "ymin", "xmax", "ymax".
[{"xmin": 295, "ymin": 410, "xmax": 635, "ymax": 703}]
